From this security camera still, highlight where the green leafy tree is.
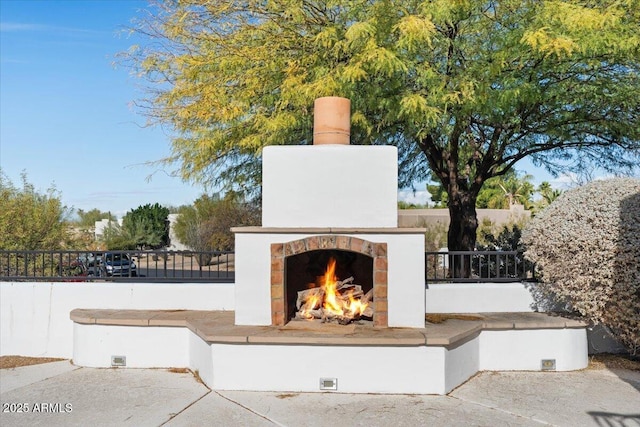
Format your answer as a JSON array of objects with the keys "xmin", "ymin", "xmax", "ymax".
[
  {"xmin": 121, "ymin": 203, "xmax": 170, "ymax": 250},
  {"xmin": 537, "ymin": 181, "xmax": 564, "ymax": 206},
  {"xmin": 426, "ymin": 178, "xmax": 449, "ymax": 208},
  {"xmin": 174, "ymin": 194, "xmax": 260, "ymax": 263},
  {"xmin": 125, "ymin": 0, "xmax": 640, "ymax": 276},
  {"xmin": 476, "ymin": 171, "xmax": 535, "ymax": 209},
  {"xmin": 530, "ymin": 181, "xmax": 565, "ymax": 213},
  {"xmin": 0, "ymin": 172, "xmax": 71, "ymax": 250},
  {"xmin": 429, "ymin": 169, "xmax": 536, "ymax": 209},
  {"xmin": 102, "ymin": 222, "xmax": 137, "ymax": 251},
  {"xmin": 174, "ymin": 194, "xmax": 221, "ymax": 260}
]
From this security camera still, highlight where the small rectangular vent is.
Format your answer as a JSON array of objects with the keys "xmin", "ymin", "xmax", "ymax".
[
  {"xmin": 319, "ymin": 378, "xmax": 338, "ymax": 390},
  {"xmin": 111, "ymin": 355, "xmax": 126, "ymax": 367},
  {"xmin": 541, "ymin": 359, "xmax": 556, "ymax": 371}
]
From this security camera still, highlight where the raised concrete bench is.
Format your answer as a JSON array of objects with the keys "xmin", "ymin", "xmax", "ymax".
[
  {"xmin": 70, "ymin": 309, "xmax": 585, "ymax": 346},
  {"xmin": 70, "ymin": 309, "xmax": 588, "ymax": 395}
]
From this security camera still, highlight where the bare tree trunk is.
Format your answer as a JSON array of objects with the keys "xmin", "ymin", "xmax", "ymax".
[{"xmin": 416, "ymin": 130, "xmax": 483, "ymax": 279}]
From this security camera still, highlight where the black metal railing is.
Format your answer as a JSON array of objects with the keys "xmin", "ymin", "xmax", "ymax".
[
  {"xmin": 0, "ymin": 250, "xmax": 235, "ymax": 283},
  {"xmin": 1, "ymin": 249, "xmax": 534, "ymax": 284},
  {"xmin": 425, "ymin": 250, "xmax": 536, "ymax": 283}
]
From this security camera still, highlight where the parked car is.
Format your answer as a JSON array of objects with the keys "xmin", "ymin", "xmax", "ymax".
[{"xmin": 101, "ymin": 252, "xmax": 137, "ymax": 277}]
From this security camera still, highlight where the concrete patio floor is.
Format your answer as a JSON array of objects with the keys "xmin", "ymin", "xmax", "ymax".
[{"xmin": 1, "ymin": 360, "xmax": 638, "ymax": 426}]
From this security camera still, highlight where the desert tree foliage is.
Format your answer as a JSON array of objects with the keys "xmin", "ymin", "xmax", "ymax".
[
  {"xmin": 0, "ymin": 172, "xmax": 70, "ymax": 250},
  {"xmin": 124, "ymin": 0, "xmax": 640, "ymax": 263}
]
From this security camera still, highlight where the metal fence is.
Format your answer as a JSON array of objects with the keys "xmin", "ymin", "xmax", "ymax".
[
  {"xmin": 1, "ymin": 249, "xmax": 534, "ymax": 284},
  {"xmin": 425, "ymin": 250, "xmax": 536, "ymax": 283},
  {"xmin": 0, "ymin": 250, "xmax": 235, "ymax": 283}
]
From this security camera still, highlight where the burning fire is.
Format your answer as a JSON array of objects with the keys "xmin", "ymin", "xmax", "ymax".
[{"xmin": 297, "ymin": 257, "xmax": 370, "ymax": 323}]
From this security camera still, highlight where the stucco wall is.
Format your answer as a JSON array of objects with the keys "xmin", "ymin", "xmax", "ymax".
[
  {"xmin": 425, "ymin": 282, "xmax": 538, "ymax": 313},
  {"xmin": 398, "ymin": 205, "xmax": 531, "ymax": 229},
  {"xmin": 1, "ymin": 279, "xmax": 618, "ymax": 360},
  {"xmin": 233, "ymin": 231, "xmax": 426, "ymax": 328},
  {"xmin": 0, "ymin": 282, "xmax": 234, "ymax": 358},
  {"xmin": 262, "ymin": 145, "xmax": 398, "ymax": 228}
]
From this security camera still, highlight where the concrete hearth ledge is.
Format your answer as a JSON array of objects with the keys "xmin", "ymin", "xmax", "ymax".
[{"xmin": 69, "ymin": 309, "xmax": 586, "ymax": 347}]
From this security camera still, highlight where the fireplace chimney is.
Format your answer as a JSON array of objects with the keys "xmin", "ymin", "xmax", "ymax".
[{"xmin": 313, "ymin": 97, "xmax": 350, "ymax": 145}]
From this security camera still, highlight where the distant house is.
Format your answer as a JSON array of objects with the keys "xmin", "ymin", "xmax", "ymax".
[
  {"xmin": 167, "ymin": 214, "xmax": 189, "ymax": 251},
  {"xmin": 93, "ymin": 218, "xmax": 122, "ymax": 241}
]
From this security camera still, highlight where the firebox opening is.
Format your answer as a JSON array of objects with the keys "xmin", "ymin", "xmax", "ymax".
[{"xmin": 285, "ymin": 249, "xmax": 374, "ymax": 324}]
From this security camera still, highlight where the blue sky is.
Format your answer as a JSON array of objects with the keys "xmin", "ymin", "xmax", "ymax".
[
  {"xmin": 0, "ymin": 0, "xmax": 204, "ymax": 218},
  {"xmin": 1, "ymin": 0, "xmax": 562, "ymax": 218}
]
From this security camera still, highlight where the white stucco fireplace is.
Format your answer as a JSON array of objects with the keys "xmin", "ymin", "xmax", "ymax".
[{"xmin": 232, "ymin": 97, "xmax": 426, "ymax": 328}]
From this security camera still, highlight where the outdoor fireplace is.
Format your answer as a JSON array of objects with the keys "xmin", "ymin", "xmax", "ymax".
[
  {"xmin": 69, "ymin": 98, "xmax": 588, "ymax": 397},
  {"xmin": 232, "ymin": 97, "xmax": 425, "ymax": 329},
  {"xmin": 271, "ymin": 236, "xmax": 388, "ymax": 327}
]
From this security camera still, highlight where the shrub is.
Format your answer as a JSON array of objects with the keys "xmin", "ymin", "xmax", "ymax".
[
  {"xmin": 476, "ymin": 218, "xmax": 530, "ymax": 251},
  {"xmin": 422, "ymin": 221, "xmax": 448, "ymax": 252},
  {"xmin": 121, "ymin": 203, "xmax": 170, "ymax": 249},
  {"xmin": 174, "ymin": 194, "xmax": 260, "ymax": 263},
  {"xmin": 0, "ymin": 172, "xmax": 71, "ymax": 250},
  {"xmin": 522, "ymin": 178, "xmax": 640, "ymax": 354},
  {"xmin": 476, "ymin": 220, "xmax": 534, "ymax": 280}
]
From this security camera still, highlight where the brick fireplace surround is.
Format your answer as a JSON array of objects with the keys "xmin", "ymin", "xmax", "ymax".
[{"xmin": 270, "ymin": 235, "xmax": 388, "ymax": 327}]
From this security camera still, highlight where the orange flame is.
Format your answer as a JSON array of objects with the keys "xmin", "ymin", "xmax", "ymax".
[
  {"xmin": 322, "ymin": 258, "xmax": 341, "ymax": 313},
  {"xmin": 314, "ymin": 257, "xmax": 368, "ymax": 320}
]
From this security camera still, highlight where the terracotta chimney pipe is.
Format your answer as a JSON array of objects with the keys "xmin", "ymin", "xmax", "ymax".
[{"xmin": 313, "ymin": 97, "xmax": 350, "ymax": 145}]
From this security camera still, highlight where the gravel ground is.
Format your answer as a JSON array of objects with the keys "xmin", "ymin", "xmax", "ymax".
[
  {"xmin": 586, "ymin": 353, "xmax": 640, "ymax": 371},
  {"xmin": 0, "ymin": 356, "xmax": 67, "ymax": 369}
]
